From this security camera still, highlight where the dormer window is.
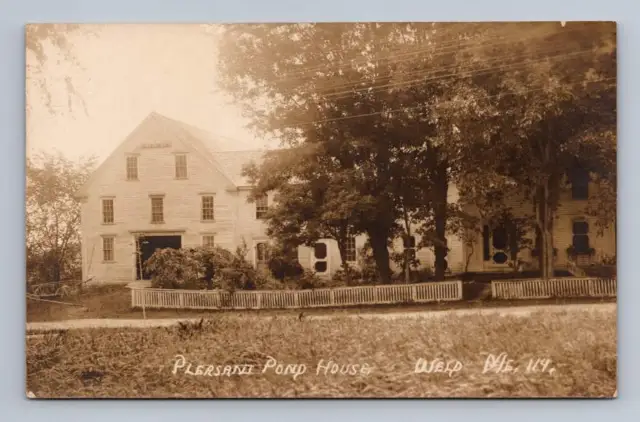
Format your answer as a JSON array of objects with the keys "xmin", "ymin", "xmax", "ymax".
[
  {"xmin": 126, "ymin": 156, "xmax": 138, "ymax": 180},
  {"xmin": 175, "ymin": 154, "xmax": 188, "ymax": 179}
]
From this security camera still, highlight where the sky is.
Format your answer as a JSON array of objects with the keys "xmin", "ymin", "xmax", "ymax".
[{"xmin": 26, "ymin": 24, "xmax": 274, "ymax": 165}]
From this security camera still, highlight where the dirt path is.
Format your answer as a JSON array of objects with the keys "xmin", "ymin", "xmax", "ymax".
[{"xmin": 26, "ymin": 302, "xmax": 615, "ymax": 332}]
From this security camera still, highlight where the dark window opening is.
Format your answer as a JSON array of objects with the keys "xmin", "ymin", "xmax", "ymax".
[
  {"xmin": 572, "ymin": 220, "xmax": 590, "ymax": 253},
  {"xmin": 570, "ymin": 167, "xmax": 590, "ymax": 200},
  {"xmin": 314, "ymin": 242, "xmax": 327, "ymax": 259},
  {"xmin": 314, "ymin": 261, "xmax": 328, "ymax": 273},
  {"xmin": 492, "ymin": 226, "xmax": 508, "ymax": 250}
]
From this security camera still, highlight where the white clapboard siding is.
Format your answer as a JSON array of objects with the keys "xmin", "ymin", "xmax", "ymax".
[
  {"xmin": 491, "ymin": 277, "xmax": 616, "ymax": 300},
  {"xmin": 130, "ymin": 281, "xmax": 463, "ymax": 310}
]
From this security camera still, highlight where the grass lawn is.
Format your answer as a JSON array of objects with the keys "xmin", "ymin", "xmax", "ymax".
[
  {"xmin": 26, "ymin": 284, "xmax": 617, "ymax": 323},
  {"xmin": 26, "ymin": 307, "xmax": 616, "ymax": 398}
]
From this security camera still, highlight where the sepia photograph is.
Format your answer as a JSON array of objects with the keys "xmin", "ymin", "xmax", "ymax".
[{"xmin": 25, "ymin": 22, "xmax": 617, "ymax": 399}]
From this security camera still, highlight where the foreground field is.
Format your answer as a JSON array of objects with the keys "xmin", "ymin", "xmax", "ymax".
[{"xmin": 26, "ymin": 307, "xmax": 616, "ymax": 398}]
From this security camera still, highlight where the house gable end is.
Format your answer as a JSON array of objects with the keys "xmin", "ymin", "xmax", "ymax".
[{"xmin": 76, "ymin": 112, "xmax": 238, "ymax": 198}]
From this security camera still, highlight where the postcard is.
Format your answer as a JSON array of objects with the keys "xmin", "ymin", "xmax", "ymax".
[{"xmin": 26, "ymin": 22, "xmax": 617, "ymax": 398}]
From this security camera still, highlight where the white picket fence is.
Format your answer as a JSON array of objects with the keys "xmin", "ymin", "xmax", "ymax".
[
  {"xmin": 130, "ymin": 280, "xmax": 463, "ymax": 310},
  {"xmin": 491, "ymin": 277, "xmax": 616, "ymax": 300}
]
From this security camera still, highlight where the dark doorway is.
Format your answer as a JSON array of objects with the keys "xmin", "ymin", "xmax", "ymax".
[{"xmin": 136, "ymin": 235, "xmax": 182, "ymax": 280}]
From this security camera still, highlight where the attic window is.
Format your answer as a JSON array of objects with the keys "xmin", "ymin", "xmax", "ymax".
[
  {"xmin": 175, "ymin": 154, "xmax": 188, "ymax": 179},
  {"xmin": 126, "ymin": 156, "xmax": 138, "ymax": 181}
]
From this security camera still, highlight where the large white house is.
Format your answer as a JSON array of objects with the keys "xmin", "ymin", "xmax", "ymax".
[{"xmin": 76, "ymin": 112, "xmax": 616, "ymax": 284}]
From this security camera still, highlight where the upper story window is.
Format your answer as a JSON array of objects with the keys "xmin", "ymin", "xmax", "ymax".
[
  {"xmin": 102, "ymin": 198, "xmax": 114, "ymax": 224},
  {"xmin": 570, "ymin": 166, "xmax": 589, "ymax": 200},
  {"xmin": 175, "ymin": 154, "xmax": 188, "ymax": 179},
  {"xmin": 256, "ymin": 195, "xmax": 268, "ymax": 219},
  {"xmin": 201, "ymin": 195, "xmax": 215, "ymax": 221},
  {"xmin": 150, "ymin": 195, "xmax": 164, "ymax": 223},
  {"xmin": 345, "ymin": 236, "xmax": 357, "ymax": 263},
  {"xmin": 102, "ymin": 236, "xmax": 115, "ymax": 262},
  {"xmin": 126, "ymin": 156, "xmax": 138, "ymax": 181}
]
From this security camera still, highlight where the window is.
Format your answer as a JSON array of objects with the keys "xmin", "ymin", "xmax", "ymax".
[
  {"xmin": 102, "ymin": 237, "xmax": 114, "ymax": 262},
  {"xmin": 175, "ymin": 154, "xmax": 188, "ymax": 179},
  {"xmin": 102, "ymin": 199, "xmax": 114, "ymax": 224},
  {"xmin": 345, "ymin": 236, "xmax": 357, "ymax": 262},
  {"xmin": 313, "ymin": 242, "xmax": 328, "ymax": 273},
  {"xmin": 570, "ymin": 167, "xmax": 589, "ymax": 200},
  {"xmin": 126, "ymin": 156, "xmax": 138, "ymax": 180},
  {"xmin": 572, "ymin": 220, "xmax": 590, "ymax": 253},
  {"xmin": 202, "ymin": 235, "xmax": 215, "ymax": 248},
  {"xmin": 201, "ymin": 195, "xmax": 215, "ymax": 221},
  {"xmin": 256, "ymin": 195, "xmax": 268, "ymax": 219},
  {"xmin": 256, "ymin": 242, "xmax": 269, "ymax": 268},
  {"xmin": 151, "ymin": 196, "xmax": 164, "ymax": 223}
]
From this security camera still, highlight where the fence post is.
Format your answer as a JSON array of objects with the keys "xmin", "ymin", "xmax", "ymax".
[
  {"xmin": 179, "ymin": 291, "xmax": 185, "ymax": 308},
  {"xmin": 587, "ymin": 278, "xmax": 594, "ymax": 297},
  {"xmin": 141, "ymin": 289, "xmax": 146, "ymax": 320}
]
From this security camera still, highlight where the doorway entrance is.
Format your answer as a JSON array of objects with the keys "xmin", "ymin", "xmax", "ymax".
[{"xmin": 135, "ymin": 235, "xmax": 182, "ymax": 280}]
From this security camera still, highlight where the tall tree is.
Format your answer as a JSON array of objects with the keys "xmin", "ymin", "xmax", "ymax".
[
  {"xmin": 26, "ymin": 152, "xmax": 96, "ymax": 284},
  {"xmin": 218, "ymin": 23, "xmax": 504, "ymax": 281},
  {"xmin": 455, "ymin": 22, "xmax": 616, "ymax": 278}
]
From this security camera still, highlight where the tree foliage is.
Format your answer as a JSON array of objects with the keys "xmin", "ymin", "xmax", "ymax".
[
  {"xmin": 26, "ymin": 152, "xmax": 96, "ymax": 284},
  {"xmin": 218, "ymin": 22, "xmax": 616, "ymax": 282},
  {"xmin": 26, "ymin": 24, "xmax": 88, "ymax": 114}
]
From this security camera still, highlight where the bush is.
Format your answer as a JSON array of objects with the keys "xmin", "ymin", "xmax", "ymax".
[
  {"xmin": 267, "ymin": 244, "xmax": 304, "ymax": 281},
  {"xmin": 296, "ymin": 269, "xmax": 326, "ymax": 289},
  {"xmin": 600, "ymin": 254, "xmax": 616, "ymax": 266},
  {"xmin": 356, "ymin": 243, "xmax": 382, "ymax": 284},
  {"xmin": 144, "ymin": 248, "xmax": 205, "ymax": 289}
]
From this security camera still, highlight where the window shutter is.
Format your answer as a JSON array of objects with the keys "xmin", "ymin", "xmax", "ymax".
[
  {"xmin": 482, "ymin": 225, "xmax": 490, "ymax": 261},
  {"xmin": 509, "ymin": 222, "xmax": 519, "ymax": 261}
]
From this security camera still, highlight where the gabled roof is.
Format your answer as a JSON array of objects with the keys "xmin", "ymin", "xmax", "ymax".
[
  {"xmin": 214, "ymin": 149, "xmax": 269, "ymax": 186},
  {"xmin": 75, "ymin": 112, "xmax": 271, "ymax": 196}
]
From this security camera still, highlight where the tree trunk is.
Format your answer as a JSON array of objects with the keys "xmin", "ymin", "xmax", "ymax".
[
  {"xmin": 335, "ymin": 234, "xmax": 352, "ymax": 283},
  {"xmin": 403, "ymin": 208, "xmax": 412, "ymax": 284},
  {"xmin": 433, "ymin": 168, "xmax": 449, "ymax": 281},
  {"xmin": 536, "ymin": 183, "xmax": 555, "ymax": 281},
  {"xmin": 368, "ymin": 229, "xmax": 392, "ymax": 284}
]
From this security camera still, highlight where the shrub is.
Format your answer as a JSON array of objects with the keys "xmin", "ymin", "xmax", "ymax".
[
  {"xmin": 144, "ymin": 248, "xmax": 204, "ymax": 289},
  {"xmin": 356, "ymin": 243, "xmax": 382, "ymax": 284},
  {"xmin": 566, "ymin": 245, "xmax": 596, "ymax": 259},
  {"xmin": 600, "ymin": 254, "xmax": 616, "ymax": 266},
  {"xmin": 296, "ymin": 269, "xmax": 326, "ymax": 289},
  {"xmin": 267, "ymin": 244, "xmax": 304, "ymax": 281}
]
